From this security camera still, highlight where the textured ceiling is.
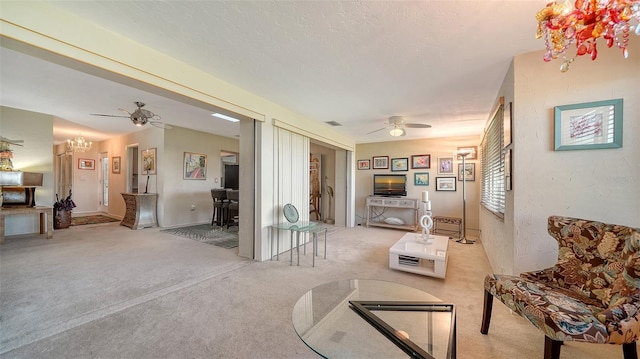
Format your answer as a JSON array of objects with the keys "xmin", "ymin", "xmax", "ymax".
[{"xmin": 1, "ymin": 1, "xmax": 546, "ymax": 144}]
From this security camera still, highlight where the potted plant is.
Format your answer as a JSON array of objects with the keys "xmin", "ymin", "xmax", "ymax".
[{"xmin": 53, "ymin": 189, "xmax": 76, "ymax": 229}]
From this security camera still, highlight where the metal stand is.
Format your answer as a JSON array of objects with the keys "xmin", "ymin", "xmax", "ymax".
[{"xmin": 457, "ymin": 151, "xmax": 475, "ymax": 244}]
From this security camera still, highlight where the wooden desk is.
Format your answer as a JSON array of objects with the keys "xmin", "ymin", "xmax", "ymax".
[
  {"xmin": 0, "ymin": 206, "xmax": 53, "ymax": 243},
  {"xmin": 120, "ymin": 193, "xmax": 158, "ymax": 229}
]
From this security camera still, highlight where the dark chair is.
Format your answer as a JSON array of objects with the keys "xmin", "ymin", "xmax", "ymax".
[
  {"xmin": 210, "ymin": 189, "xmax": 228, "ymax": 226},
  {"xmin": 225, "ymin": 189, "xmax": 239, "ymax": 228},
  {"xmin": 481, "ymin": 216, "xmax": 640, "ymax": 359}
]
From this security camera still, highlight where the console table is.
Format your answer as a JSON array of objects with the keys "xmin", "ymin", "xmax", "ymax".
[
  {"xmin": 0, "ymin": 206, "xmax": 53, "ymax": 243},
  {"xmin": 120, "ymin": 193, "xmax": 158, "ymax": 230},
  {"xmin": 365, "ymin": 196, "xmax": 419, "ymax": 231}
]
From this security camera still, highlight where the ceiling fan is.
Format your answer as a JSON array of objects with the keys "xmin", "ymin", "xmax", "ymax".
[
  {"xmin": 91, "ymin": 101, "xmax": 172, "ymax": 129},
  {"xmin": 0, "ymin": 136, "xmax": 24, "ymax": 147},
  {"xmin": 367, "ymin": 116, "xmax": 432, "ymax": 137}
]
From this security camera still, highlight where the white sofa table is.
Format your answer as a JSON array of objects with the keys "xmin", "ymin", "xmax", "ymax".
[{"xmin": 389, "ymin": 232, "xmax": 449, "ymax": 278}]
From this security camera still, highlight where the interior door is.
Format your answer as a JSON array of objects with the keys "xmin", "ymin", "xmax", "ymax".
[
  {"xmin": 56, "ymin": 152, "xmax": 72, "ymax": 200},
  {"xmin": 99, "ymin": 153, "xmax": 109, "ymax": 212}
]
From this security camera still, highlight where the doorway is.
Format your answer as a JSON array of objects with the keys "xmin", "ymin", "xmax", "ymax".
[
  {"xmin": 55, "ymin": 152, "xmax": 72, "ymax": 200},
  {"xmin": 99, "ymin": 153, "xmax": 109, "ymax": 212},
  {"xmin": 127, "ymin": 145, "xmax": 139, "ymax": 193}
]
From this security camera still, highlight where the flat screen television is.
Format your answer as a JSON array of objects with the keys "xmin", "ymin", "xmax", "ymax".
[{"xmin": 373, "ymin": 174, "xmax": 407, "ymax": 197}]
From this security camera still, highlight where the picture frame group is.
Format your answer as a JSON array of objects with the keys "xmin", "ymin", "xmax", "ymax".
[
  {"xmin": 414, "ymin": 172, "xmax": 429, "ymax": 186},
  {"xmin": 554, "ymin": 98, "xmax": 623, "ymax": 151},
  {"xmin": 435, "ymin": 177, "xmax": 456, "ymax": 191},
  {"xmin": 457, "ymin": 163, "xmax": 475, "ymax": 181},
  {"xmin": 112, "ymin": 156, "xmax": 121, "ymax": 174},
  {"xmin": 78, "ymin": 158, "xmax": 95, "ymax": 170},
  {"xmin": 184, "ymin": 152, "xmax": 207, "ymax": 180},
  {"xmin": 391, "ymin": 158, "xmax": 408, "ymax": 172},
  {"xmin": 411, "ymin": 154, "xmax": 430, "ymax": 169},
  {"xmin": 142, "ymin": 148, "xmax": 157, "ymax": 175},
  {"xmin": 358, "ymin": 159, "xmax": 370, "ymax": 170},
  {"xmin": 372, "ymin": 156, "xmax": 389, "ymax": 169}
]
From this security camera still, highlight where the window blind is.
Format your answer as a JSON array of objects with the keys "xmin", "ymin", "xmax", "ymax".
[{"xmin": 480, "ymin": 104, "xmax": 505, "ymax": 219}]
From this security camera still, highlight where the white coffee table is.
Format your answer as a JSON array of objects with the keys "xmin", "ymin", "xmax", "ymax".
[{"xmin": 389, "ymin": 232, "xmax": 449, "ymax": 278}]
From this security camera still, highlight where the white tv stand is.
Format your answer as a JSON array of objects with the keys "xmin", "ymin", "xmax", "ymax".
[{"xmin": 365, "ymin": 196, "xmax": 419, "ymax": 231}]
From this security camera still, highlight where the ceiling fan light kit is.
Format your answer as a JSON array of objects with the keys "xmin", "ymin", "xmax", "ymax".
[
  {"xmin": 389, "ymin": 126, "xmax": 406, "ymax": 137},
  {"xmin": 92, "ymin": 101, "xmax": 172, "ymax": 129},
  {"xmin": 366, "ymin": 116, "xmax": 431, "ymax": 137}
]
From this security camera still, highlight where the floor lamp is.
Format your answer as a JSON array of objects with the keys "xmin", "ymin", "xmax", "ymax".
[{"xmin": 456, "ymin": 149, "xmax": 475, "ymax": 244}]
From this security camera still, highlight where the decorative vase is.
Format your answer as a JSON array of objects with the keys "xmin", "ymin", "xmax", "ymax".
[{"xmin": 54, "ymin": 209, "xmax": 72, "ymax": 229}]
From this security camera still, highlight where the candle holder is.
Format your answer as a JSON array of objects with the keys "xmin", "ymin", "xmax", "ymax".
[{"xmin": 419, "ymin": 195, "xmax": 433, "ymax": 243}]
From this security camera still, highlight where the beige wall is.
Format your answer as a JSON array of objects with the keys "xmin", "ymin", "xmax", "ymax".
[
  {"xmin": 163, "ymin": 126, "xmax": 239, "ymax": 228},
  {"xmin": 482, "ymin": 35, "xmax": 640, "ymax": 275},
  {"xmin": 1, "ymin": 106, "xmax": 54, "ymax": 235},
  {"xmin": 356, "ymin": 136, "xmax": 481, "ymax": 232}
]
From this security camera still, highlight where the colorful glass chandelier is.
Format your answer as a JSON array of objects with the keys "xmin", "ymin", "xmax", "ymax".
[{"xmin": 536, "ymin": 0, "xmax": 640, "ymax": 71}]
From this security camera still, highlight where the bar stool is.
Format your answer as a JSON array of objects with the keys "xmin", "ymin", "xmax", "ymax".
[
  {"xmin": 225, "ymin": 189, "xmax": 239, "ymax": 228},
  {"xmin": 210, "ymin": 189, "xmax": 228, "ymax": 226}
]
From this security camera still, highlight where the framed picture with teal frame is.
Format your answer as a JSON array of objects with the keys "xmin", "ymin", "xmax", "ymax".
[
  {"xmin": 554, "ymin": 99, "xmax": 623, "ymax": 151},
  {"xmin": 414, "ymin": 172, "xmax": 429, "ymax": 186}
]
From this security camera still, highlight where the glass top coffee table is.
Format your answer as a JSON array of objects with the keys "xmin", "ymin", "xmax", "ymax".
[{"xmin": 292, "ymin": 279, "xmax": 456, "ymax": 359}]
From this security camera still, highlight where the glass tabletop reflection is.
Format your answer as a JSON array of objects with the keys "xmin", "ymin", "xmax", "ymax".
[{"xmin": 292, "ymin": 279, "xmax": 455, "ymax": 359}]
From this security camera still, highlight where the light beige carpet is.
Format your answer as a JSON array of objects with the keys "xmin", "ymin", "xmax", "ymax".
[{"xmin": 0, "ymin": 223, "xmax": 630, "ymax": 358}]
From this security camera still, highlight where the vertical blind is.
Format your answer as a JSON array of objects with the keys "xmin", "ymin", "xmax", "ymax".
[{"xmin": 480, "ymin": 104, "xmax": 505, "ymax": 219}]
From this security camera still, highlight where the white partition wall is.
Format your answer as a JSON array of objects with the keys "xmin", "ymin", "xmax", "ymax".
[{"xmin": 270, "ymin": 128, "xmax": 311, "ymax": 258}]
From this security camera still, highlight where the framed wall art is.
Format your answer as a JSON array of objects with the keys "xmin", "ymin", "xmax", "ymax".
[
  {"xmin": 437, "ymin": 157, "xmax": 454, "ymax": 175},
  {"xmin": 142, "ymin": 148, "xmax": 157, "ymax": 175},
  {"xmin": 358, "ymin": 159, "xmax": 370, "ymax": 170},
  {"xmin": 411, "ymin": 154, "xmax": 431, "ymax": 169},
  {"xmin": 435, "ymin": 177, "xmax": 456, "ymax": 191},
  {"xmin": 372, "ymin": 156, "xmax": 389, "ymax": 169},
  {"xmin": 414, "ymin": 172, "xmax": 430, "ymax": 186},
  {"xmin": 78, "ymin": 158, "xmax": 95, "ymax": 170},
  {"xmin": 505, "ymin": 149, "xmax": 512, "ymax": 191},
  {"xmin": 391, "ymin": 158, "xmax": 409, "ymax": 172},
  {"xmin": 504, "ymin": 102, "xmax": 512, "ymax": 147},
  {"xmin": 184, "ymin": 152, "xmax": 207, "ymax": 180},
  {"xmin": 112, "ymin": 156, "xmax": 121, "ymax": 174},
  {"xmin": 554, "ymin": 98, "xmax": 623, "ymax": 151},
  {"xmin": 458, "ymin": 163, "xmax": 475, "ymax": 181},
  {"xmin": 456, "ymin": 146, "xmax": 478, "ymax": 160}
]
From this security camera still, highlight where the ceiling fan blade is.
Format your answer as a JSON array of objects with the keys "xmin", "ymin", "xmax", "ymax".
[
  {"xmin": 90, "ymin": 113, "xmax": 130, "ymax": 118},
  {"xmin": 366, "ymin": 126, "xmax": 388, "ymax": 135},
  {"xmin": 149, "ymin": 121, "xmax": 172, "ymax": 129},
  {"xmin": 404, "ymin": 123, "xmax": 432, "ymax": 129},
  {"xmin": 0, "ymin": 137, "xmax": 24, "ymax": 146}
]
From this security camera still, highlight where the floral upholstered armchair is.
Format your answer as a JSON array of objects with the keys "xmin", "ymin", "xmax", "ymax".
[{"xmin": 481, "ymin": 216, "xmax": 640, "ymax": 359}]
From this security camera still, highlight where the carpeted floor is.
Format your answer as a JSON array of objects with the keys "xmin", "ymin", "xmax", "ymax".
[
  {"xmin": 71, "ymin": 215, "xmax": 120, "ymax": 226},
  {"xmin": 0, "ymin": 225, "xmax": 625, "ymax": 358},
  {"xmin": 161, "ymin": 224, "xmax": 239, "ymax": 248}
]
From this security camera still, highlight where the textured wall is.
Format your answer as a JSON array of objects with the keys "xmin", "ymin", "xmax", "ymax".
[{"xmin": 482, "ymin": 36, "xmax": 640, "ymax": 275}]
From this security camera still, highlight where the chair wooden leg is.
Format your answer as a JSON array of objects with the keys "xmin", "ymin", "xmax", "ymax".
[
  {"xmin": 543, "ymin": 337, "xmax": 562, "ymax": 359},
  {"xmin": 623, "ymin": 342, "xmax": 638, "ymax": 359},
  {"xmin": 480, "ymin": 290, "xmax": 493, "ymax": 334}
]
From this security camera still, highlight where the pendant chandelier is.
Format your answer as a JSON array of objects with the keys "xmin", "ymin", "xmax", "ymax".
[
  {"xmin": 536, "ymin": 0, "xmax": 640, "ymax": 72},
  {"xmin": 66, "ymin": 136, "xmax": 92, "ymax": 152}
]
